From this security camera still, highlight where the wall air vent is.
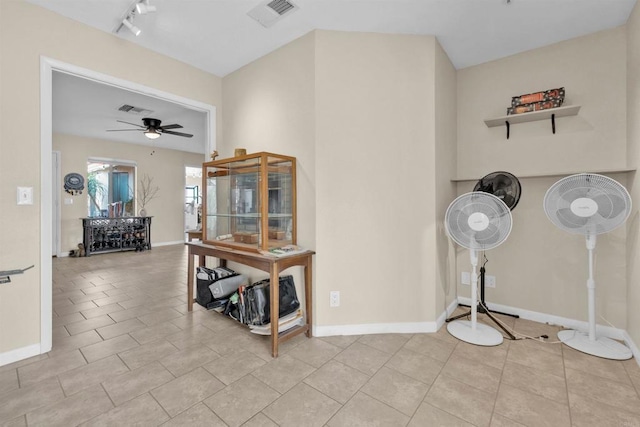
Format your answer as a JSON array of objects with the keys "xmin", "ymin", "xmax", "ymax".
[
  {"xmin": 117, "ymin": 104, "xmax": 153, "ymax": 115},
  {"xmin": 247, "ymin": 0, "xmax": 298, "ymax": 28}
]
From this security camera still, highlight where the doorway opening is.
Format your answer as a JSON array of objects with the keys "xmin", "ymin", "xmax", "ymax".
[
  {"xmin": 185, "ymin": 166, "xmax": 202, "ymax": 239},
  {"xmin": 40, "ymin": 57, "xmax": 216, "ymax": 356},
  {"xmin": 87, "ymin": 160, "xmax": 137, "ymax": 218}
]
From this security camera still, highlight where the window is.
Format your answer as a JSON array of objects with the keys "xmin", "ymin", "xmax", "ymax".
[{"xmin": 87, "ymin": 160, "xmax": 136, "ymax": 217}]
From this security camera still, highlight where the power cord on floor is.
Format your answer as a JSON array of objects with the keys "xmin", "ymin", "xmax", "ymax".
[{"xmin": 473, "ymin": 290, "xmax": 564, "ymax": 344}]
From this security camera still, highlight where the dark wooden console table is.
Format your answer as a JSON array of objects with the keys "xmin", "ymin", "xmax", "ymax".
[
  {"xmin": 82, "ymin": 217, "xmax": 152, "ymax": 256},
  {"xmin": 185, "ymin": 242, "xmax": 314, "ymax": 357}
]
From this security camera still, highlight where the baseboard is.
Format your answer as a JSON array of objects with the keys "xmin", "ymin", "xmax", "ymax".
[
  {"xmin": 437, "ymin": 299, "xmax": 460, "ymax": 330},
  {"xmin": 313, "ymin": 300, "xmax": 458, "ymax": 337},
  {"xmin": 622, "ymin": 331, "xmax": 640, "ymax": 367},
  {"xmin": 153, "ymin": 241, "xmax": 185, "ymax": 248},
  {"xmin": 0, "ymin": 343, "xmax": 43, "ymax": 368},
  {"xmin": 314, "ymin": 321, "xmax": 439, "ymax": 337},
  {"xmin": 456, "ymin": 297, "xmax": 627, "ymax": 341}
]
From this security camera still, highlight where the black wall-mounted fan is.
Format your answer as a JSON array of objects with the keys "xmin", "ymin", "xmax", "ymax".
[
  {"xmin": 107, "ymin": 118, "xmax": 193, "ymax": 139},
  {"xmin": 473, "ymin": 171, "xmax": 521, "ymax": 211}
]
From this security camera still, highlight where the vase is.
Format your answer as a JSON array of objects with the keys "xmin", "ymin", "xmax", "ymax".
[{"xmin": 139, "ymin": 208, "xmax": 147, "ymax": 217}]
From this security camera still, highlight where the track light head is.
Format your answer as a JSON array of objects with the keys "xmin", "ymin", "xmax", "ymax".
[
  {"xmin": 136, "ymin": 0, "xmax": 157, "ymax": 14},
  {"xmin": 122, "ymin": 17, "xmax": 141, "ymax": 36}
]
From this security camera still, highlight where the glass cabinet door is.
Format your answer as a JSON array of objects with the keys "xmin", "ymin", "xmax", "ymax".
[{"xmin": 203, "ymin": 152, "xmax": 296, "ymax": 252}]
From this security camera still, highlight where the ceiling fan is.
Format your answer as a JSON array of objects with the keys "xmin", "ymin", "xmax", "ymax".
[{"xmin": 107, "ymin": 118, "xmax": 193, "ymax": 139}]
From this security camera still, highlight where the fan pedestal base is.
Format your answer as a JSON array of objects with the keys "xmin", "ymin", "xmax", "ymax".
[
  {"xmin": 558, "ymin": 330, "xmax": 632, "ymax": 360},
  {"xmin": 447, "ymin": 320, "xmax": 503, "ymax": 346}
]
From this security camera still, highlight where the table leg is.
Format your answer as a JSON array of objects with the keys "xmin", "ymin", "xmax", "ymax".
[
  {"xmin": 304, "ymin": 259, "xmax": 313, "ymax": 337},
  {"xmin": 187, "ymin": 249, "xmax": 194, "ymax": 312},
  {"xmin": 270, "ymin": 266, "xmax": 280, "ymax": 357}
]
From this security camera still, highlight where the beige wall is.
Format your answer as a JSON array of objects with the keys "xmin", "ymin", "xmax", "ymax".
[
  {"xmin": 221, "ymin": 32, "xmax": 316, "ymax": 291},
  {"xmin": 456, "ymin": 28, "xmax": 630, "ymax": 328},
  {"xmin": 457, "ymin": 26, "xmax": 627, "ymax": 179},
  {"xmin": 314, "ymin": 31, "xmax": 440, "ymax": 327},
  {"xmin": 433, "ymin": 41, "xmax": 458, "ymax": 317},
  {"xmin": 627, "ymin": 3, "xmax": 640, "ymax": 348},
  {"xmin": 223, "ymin": 30, "xmax": 449, "ymax": 329},
  {"xmin": 54, "ymin": 133, "xmax": 205, "ymax": 251},
  {"xmin": 0, "ymin": 0, "xmax": 221, "ymax": 355}
]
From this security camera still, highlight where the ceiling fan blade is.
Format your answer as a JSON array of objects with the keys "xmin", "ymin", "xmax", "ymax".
[
  {"xmin": 161, "ymin": 130, "xmax": 193, "ymax": 138},
  {"xmin": 160, "ymin": 124, "xmax": 183, "ymax": 130},
  {"xmin": 106, "ymin": 129, "xmax": 145, "ymax": 132},
  {"xmin": 116, "ymin": 120, "xmax": 145, "ymax": 128}
]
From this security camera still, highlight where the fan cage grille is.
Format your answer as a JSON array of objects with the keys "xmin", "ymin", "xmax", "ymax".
[
  {"xmin": 473, "ymin": 171, "xmax": 522, "ymax": 211},
  {"xmin": 445, "ymin": 192, "xmax": 512, "ymax": 250},
  {"xmin": 544, "ymin": 173, "xmax": 631, "ymax": 235}
]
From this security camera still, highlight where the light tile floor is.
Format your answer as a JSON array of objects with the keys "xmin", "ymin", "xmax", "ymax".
[{"xmin": 1, "ymin": 245, "xmax": 639, "ymax": 426}]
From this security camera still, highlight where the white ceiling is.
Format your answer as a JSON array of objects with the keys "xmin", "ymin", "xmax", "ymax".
[
  {"xmin": 37, "ymin": 0, "xmax": 637, "ymax": 154},
  {"xmin": 53, "ymin": 71, "xmax": 208, "ymax": 154},
  {"xmin": 28, "ymin": 0, "xmax": 637, "ymax": 77}
]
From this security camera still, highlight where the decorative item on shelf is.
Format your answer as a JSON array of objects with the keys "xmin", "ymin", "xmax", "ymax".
[
  {"xmin": 234, "ymin": 148, "xmax": 247, "ymax": 157},
  {"xmin": 137, "ymin": 173, "xmax": 159, "ymax": 217},
  {"xmin": 507, "ymin": 87, "xmax": 565, "ymax": 115},
  {"xmin": 64, "ymin": 173, "xmax": 85, "ymax": 195},
  {"xmin": 210, "ymin": 150, "xmax": 219, "ymax": 161}
]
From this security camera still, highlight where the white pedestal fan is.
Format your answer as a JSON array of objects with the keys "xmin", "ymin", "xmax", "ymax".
[
  {"xmin": 445, "ymin": 192, "xmax": 512, "ymax": 346},
  {"xmin": 544, "ymin": 173, "xmax": 632, "ymax": 360}
]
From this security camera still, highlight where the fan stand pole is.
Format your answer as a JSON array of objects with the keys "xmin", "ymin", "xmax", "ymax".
[
  {"xmin": 446, "ymin": 249, "xmax": 503, "ymax": 346},
  {"xmin": 557, "ymin": 234, "xmax": 632, "ymax": 360},
  {"xmin": 446, "ymin": 257, "xmax": 517, "ymax": 340}
]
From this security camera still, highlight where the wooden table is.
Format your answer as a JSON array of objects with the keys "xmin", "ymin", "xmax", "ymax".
[
  {"xmin": 186, "ymin": 230, "xmax": 202, "ymax": 242},
  {"xmin": 185, "ymin": 242, "xmax": 315, "ymax": 357}
]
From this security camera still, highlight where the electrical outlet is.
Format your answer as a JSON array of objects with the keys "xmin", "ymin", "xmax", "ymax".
[
  {"xmin": 485, "ymin": 275, "xmax": 496, "ymax": 288},
  {"xmin": 330, "ymin": 291, "xmax": 340, "ymax": 307},
  {"xmin": 461, "ymin": 272, "xmax": 470, "ymax": 285}
]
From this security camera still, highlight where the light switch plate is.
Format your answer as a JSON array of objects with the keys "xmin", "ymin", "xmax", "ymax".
[{"xmin": 17, "ymin": 187, "xmax": 33, "ymax": 205}]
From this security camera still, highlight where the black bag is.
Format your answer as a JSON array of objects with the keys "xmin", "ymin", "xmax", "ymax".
[
  {"xmin": 243, "ymin": 275, "xmax": 300, "ymax": 326},
  {"xmin": 195, "ymin": 266, "xmax": 238, "ymax": 308}
]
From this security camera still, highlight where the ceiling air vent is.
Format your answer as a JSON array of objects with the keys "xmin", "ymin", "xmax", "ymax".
[
  {"xmin": 117, "ymin": 104, "xmax": 153, "ymax": 115},
  {"xmin": 247, "ymin": 0, "xmax": 298, "ymax": 28}
]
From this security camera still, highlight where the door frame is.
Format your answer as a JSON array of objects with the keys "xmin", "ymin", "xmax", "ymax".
[
  {"xmin": 52, "ymin": 150, "xmax": 61, "ymax": 257},
  {"xmin": 40, "ymin": 57, "xmax": 216, "ymax": 353}
]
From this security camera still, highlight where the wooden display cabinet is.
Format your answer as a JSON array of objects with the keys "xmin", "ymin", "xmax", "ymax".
[{"xmin": 202, "ymin": 152, "xmax": 296, "ymax": 253}]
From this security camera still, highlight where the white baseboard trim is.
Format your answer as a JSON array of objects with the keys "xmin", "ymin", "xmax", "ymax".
[
  {"xmin": 314, "ymin": 321, "xmax": 438, "ymax": 337},
  {"xmin": 0, "ymin": 343, "xmax": 43, "ymax": 368},
  {"xmin": 437, "ymin": 299, "xmax": 461, "ymax": 330},
  {"xmin": 456, "ymin": 297, "xmax": 628, "ymax": 341},
  {"xmin": 313, "ymin": 301, "xmax": 459, "ymax": 337},
  {"xmin": 622, "ymin": 330, "xmax": 640, "ymax": 367},
  {"xmin": 153, "ymin": 241, "xmax": 185, "ymax": 248}
]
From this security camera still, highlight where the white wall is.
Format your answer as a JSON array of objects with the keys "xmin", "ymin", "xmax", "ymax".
[{"xmin": 456, "ymin": 27, "xmax": 630, "ymax": 330}]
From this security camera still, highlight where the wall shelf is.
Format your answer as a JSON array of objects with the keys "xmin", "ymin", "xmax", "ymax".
[{"xmin": 484, "ymin": 105, "xmax": 581, "ymax": 139}]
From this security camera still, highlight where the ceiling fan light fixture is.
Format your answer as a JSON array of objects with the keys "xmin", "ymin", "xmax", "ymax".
[
  {"xmin": 144, "ymin": 128, "xmax": 161, "ymax": 139},
  {"xmin": 136, "ymin": 0, "xmax": 157, "ymax": 15},
  {"xmin": 122, "ymin": 17, "xmax": 141, "ymax": 36}
]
